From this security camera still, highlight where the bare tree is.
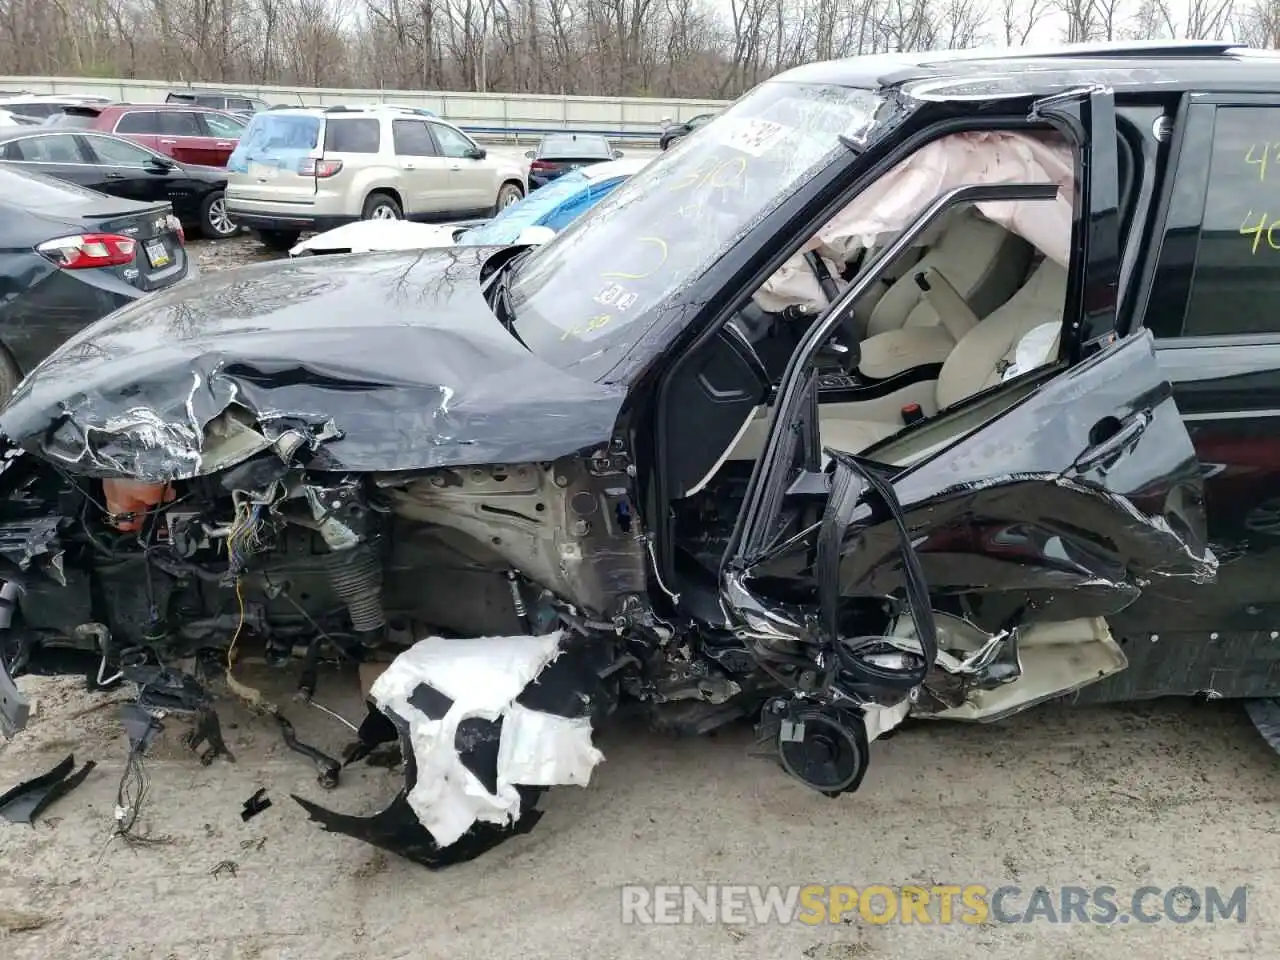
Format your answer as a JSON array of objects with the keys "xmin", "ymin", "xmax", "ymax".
[{"xmin": 0, "ymin": 0, "xmax": 1270, "ymax": 100}]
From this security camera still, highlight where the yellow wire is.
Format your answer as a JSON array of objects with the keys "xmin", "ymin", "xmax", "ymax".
[
  {"xmin": 223, "ymin": 574, "xmax": 269, "ymax": 711},
  {"xmin": 226, "ymin": 575, "xmax": 245, "ymax": 673}
]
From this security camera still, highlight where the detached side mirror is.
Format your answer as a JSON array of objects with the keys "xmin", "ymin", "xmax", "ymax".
[
  {"xmin": 145, "ymin": 157, "xmax": 174, "ymax": 173},
  {"xmin": 613, "ymin": 149, "xmax": 624, "ymax": 158},
  {"xmin": 467, "ymin": 146, "xmax": 487, "ymax": 160},
  {"xmin": 524, "ymin": 149, "xmax": 535, "ymax": 159}
]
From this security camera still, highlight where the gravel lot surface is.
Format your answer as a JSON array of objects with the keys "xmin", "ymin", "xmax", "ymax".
[{"xmin": 2, "ymin": 664, "xmax": 1277, "ymax": 960}]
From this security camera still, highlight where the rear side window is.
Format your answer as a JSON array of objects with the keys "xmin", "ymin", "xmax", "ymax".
[
  {"xmin": 6, "ymin": 103, "xmax": 58, "ymax": 119},
  {"xmin": 8, "ymin": 134, "xmax": 84, "ymax": 163},
  {"xmin": 159, "ymin": 111, "xmax": 203, "ymax": 136},
  {"xmin": 1158, "ymin": 105, "xmax": 1280, "ymax": 338},
  {"xmin": 228, "ymin": 98, "xmax": 255, "ymax": 113},
  {"xmin": 324, "ymin": 118, "xmax": 380, "ymax": 154},
  {"xmin": 116, "ymin": 111, "xmax": 161, "ymax": 134}
]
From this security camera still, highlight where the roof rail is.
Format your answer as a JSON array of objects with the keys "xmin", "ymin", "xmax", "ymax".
[
  {"xmin": 1039, "ymin": 39, "xmax": 1239, "ymax": 57},
  {"xmin": 1031, "ymin": 39, "xmax": 1240, "ymax": 58}
]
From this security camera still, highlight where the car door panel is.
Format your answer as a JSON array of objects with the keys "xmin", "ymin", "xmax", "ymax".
[
  {"xmin": 392, "ymin": 119, "xmax": 449, "ymax": 216},
  {"xmin": 198, "ymin": 112, "xmax": 243, "ymax": 166},
  {"xmin": 823, "ymin": 330, "xmax": 1212, "ymax": 608},
  {"xmin": 430, "ymin": 123, "xmax": 491, "ymax": 213},
  {"xmin": 718, "ymin": 87, "xmax": 1213, "ymax": 717},
  {"xmin": 1111, "ymin": 94, "xmax": 1280, "ymax": 651}
]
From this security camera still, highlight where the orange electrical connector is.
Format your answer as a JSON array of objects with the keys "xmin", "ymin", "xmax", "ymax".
[{"xmin": 101, "ymin": 479, "xmax": 175, "ymax": 532}]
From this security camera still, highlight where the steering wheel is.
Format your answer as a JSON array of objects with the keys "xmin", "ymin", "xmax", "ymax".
[{"xmin": 804, "ymin": 252, "xmax": 860, "ymax": 371}]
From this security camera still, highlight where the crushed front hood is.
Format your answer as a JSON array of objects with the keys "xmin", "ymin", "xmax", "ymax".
[{"xmin": 0, "ymin": 247, "xmax": 625, "ymax": 480}]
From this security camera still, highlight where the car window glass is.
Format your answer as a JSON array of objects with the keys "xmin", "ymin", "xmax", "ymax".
[
  {"xmin": 228, "ymin": 99, "xmax": 254, "ymax": 113},
  {"xmin": 7, "ymin": 103, "xmax": 55, "ymax": 118},
  {"xmin": 116, "ymin": 111, "xmax": 160, "ymax": 134},
  {"xmin": 542, "ymin": 178, "xmax": 625, "ymax": 230},
  {"xmin": 48, "ymin": 111, "xmax": 97, "ymax": 129},
  {"xmin": 203, "ymin": 113, "xmax": 244, "ymax": 137},
  {"xmin": 85, "ymin": 135, "xmax": 156, "ymax": 165},
  {"xmin": 430, "ymin": 123, "xmax": 475, "ymax": 159},
  {"xmin": 464, "ymin": 169, "xmax": 592, "ymax": 245},
  {"xmin": 0, "ymin": 142, "xmax": 19, "ymax": 160},
  {"xmin": 538, "ymin": 135, "xmax": 612, "ymax": 159},
  {"xmin": 12, "ymin": 134, "xmax": 82, "ymax": 163},
  {"xmin": 1171, "ymin": 106, "xmax": 1280, "ymax": 338},
  {"xmin": 160, "ymin": 111, "xmax": 203, "ymax": 136},
  {"xmin": 393, "ymin": 119, "xmax": 437, "ymax": 156},
  {"xmin": 324, "ymin": 118, "xmax": 381, "ymax": 153}
]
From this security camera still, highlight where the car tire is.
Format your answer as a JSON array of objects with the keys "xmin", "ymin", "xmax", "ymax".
[
  {"xmin": 198, "ymin": 190, "xmax": 237, "ymax": 240},
  {"xmin": 0, "ymin": 346, "xmax": 22, "ymax": 403},
  {"xmin": 362, "ymin": 193, "xmax": 402, "ymax": 220},
  {"xmin": 492, "ymin": 182, "xmax": 523, "ymax": 215},
  {"xmin": 255, "ymin": 229, "xmax": 301, "ymax": 252}
]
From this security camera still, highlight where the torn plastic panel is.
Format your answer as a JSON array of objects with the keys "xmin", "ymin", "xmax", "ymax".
[
  {"xmin": 296, "ymin": 631, "xmax": 609, "ymax": 866},
  {"xmin": 0, "ymin": 248, "xmax": 627, "ymax": 483},
  {"xmin": 835, "ymin": 336, "xmax": 1216, "ymax": 612},
  {"xmin": 0, "ymin": 754, "xmax": 96, "ymax": 823}
]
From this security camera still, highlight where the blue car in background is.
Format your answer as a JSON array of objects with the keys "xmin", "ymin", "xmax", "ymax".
[{"xmin": 289, "ymin": 155, "xmax": 649, "ymax": 256}]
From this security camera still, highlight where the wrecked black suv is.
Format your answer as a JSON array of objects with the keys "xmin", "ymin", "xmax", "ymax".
[{"xmin": 4, "ymin": 41, "xmax": 1280, "ymax": 867}]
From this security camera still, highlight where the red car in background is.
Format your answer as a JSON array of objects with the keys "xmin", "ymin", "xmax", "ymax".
[{"xmin": 49, "ymin": 103, "xmax": 247, "ymax": 167}]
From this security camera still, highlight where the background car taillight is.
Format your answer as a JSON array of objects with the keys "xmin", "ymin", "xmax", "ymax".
[
  {"xmin": 36, "ymin": 233, "xmax": 136, "ymax": 270},
  {"xmin": 529, "ymin": 160, "xmax": 555, "ymax": 172},
  {"xmin": 298, "ymin": 158, "xmax": 343, "ymax": 178}
]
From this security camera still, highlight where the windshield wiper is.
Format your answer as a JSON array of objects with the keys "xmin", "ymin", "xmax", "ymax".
[{"xmin": 483, "ymin": 249, "xmax": 532, "ymax": 349}]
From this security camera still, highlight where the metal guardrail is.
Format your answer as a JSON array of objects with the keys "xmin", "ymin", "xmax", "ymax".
[{"xmin": 0, "ymin": 76, "xmax": 727, "ymax": 143}]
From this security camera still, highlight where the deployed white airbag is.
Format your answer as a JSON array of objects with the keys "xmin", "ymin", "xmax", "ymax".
[
  {"xmin": 369, "ymin": 630, "xmax": 604, "ymax": 847},
  {"xmin": 755, "ymin": 130, "xmax": 1074, "ymax": 314}
]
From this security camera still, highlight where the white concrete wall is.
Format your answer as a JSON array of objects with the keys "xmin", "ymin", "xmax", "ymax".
[{"xmin": 0, "ymin": 76, "xmax": 729, "ymax": 143}]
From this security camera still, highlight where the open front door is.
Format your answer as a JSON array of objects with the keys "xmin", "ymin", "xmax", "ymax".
[
  {"xmin": 818, "ymin": 329, "xmax": 1214, "ymax": 718},
  {"xmin": 721, "ymin": 86, "xmax": 1214, "ymax": 731}
]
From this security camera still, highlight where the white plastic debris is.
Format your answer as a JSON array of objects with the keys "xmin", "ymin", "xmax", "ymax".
[{"xmin": 369, "ymin": 631, "xmax": 604, "ymax": 847}]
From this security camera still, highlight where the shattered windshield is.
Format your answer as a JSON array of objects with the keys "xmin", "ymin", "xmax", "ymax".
[{"xmin": 506, "ymin": 81, "xmax": 889, "ymax": 376}]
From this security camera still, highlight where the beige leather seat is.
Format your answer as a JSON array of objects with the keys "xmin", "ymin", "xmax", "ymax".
[
  {"xmin": 862, "ymin": 209, "xmax": 1032, "ymax": 339},
  {"xmin": 820, "ymin": 258, "xmax": 1069, "ymax": 455},
  {"xmin": 721, "ymin": 258, "xmax": 1067, "ymax": 465}
]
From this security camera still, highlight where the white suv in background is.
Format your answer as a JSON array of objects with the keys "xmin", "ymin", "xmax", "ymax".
[{"xmin": 225, "ymin": 105, "xmax": 528, "ymax": 251}]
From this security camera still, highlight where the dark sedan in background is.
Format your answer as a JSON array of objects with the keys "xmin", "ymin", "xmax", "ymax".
[
  {"xmin": 0, "ymin": 128, "xmax": 236, "ymax": 239},
  {"xmin": 0, "ymin": 165, "xmax": 190, "ymax": 396},
  {"xmin": 525, "ymin": 133, "xmax": 621, "ymax": 189},
  {"xmin": 659, "ymin": 112, "xmax": 717, "ymax": 150}
]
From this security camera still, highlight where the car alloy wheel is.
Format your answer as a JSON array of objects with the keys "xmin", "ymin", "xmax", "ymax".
[
  {"xmin": 370, "ymin": 204, "xmax": 400, "ymax": 220},
  {"xmin": 206, "ymin": 195, "xmax": 236, "ymax": 237},
  {"xmin": 498, "ymin": 185, "xmax": 522, "ymax": 209}
]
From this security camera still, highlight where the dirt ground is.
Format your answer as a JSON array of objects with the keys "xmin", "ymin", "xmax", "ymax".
[
  {"xmin": 6, "ymin": 215, "xmax": 1278, "ymax": 959},
  {"xmin": 2, "ymin": 658, "xmax": 1277, "ymax": 960}
]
